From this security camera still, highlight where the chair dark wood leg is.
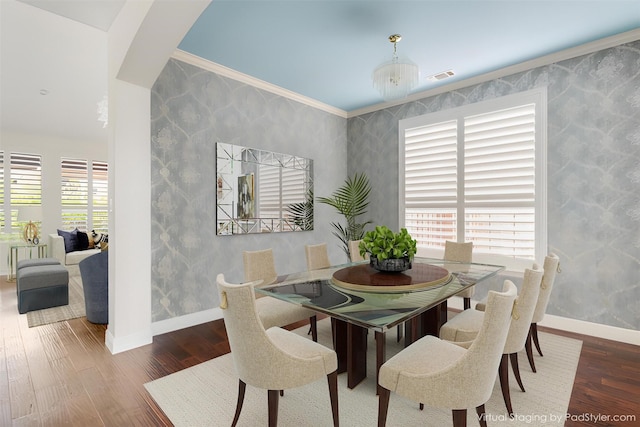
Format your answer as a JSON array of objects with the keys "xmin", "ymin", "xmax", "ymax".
[
  {"xmin": 498, "ymin": 354, "xmax": 514, "ymax": 417},
  {"xmin": 267, "ymin": 389, "xmax": 279, "ymax": 427},
  {"xmin": 310, "ymin": 315, "xmax": 318, "ymax": 342},
  {"xmin": 463, "ymin": 297, "xmax": 471, "ymax": 310},
  {"xmin": 279, "ymin": 390, "xmax": 284, "ymax": 396},
  {"xmin": 231, "ymin": 380, "xmax": 246, "ymax": 427},
  {"xmin": 531, "ymin": 323, "xmax": 543, "ymax": 356},
  {"xmin": 510, "ymin": 352, "xmax": 526, "ymax": 392},
  {"xmin": 327, "ymin": 371, "xmax": 339, "ymax": 427},
  {"xmin": 525, "ymin": 330, "xmax": 537, "ymax": 372},
  {"xmin": 377, "ymin": 387, "xmax": 390, "ymax": 427},
  {"xmin": 476, "ymin": 404, "xmax": 487, "ymax": 427},
  {"xmin": 452, "ymin": 409, "xmax": 467, "ymax": 427},
  {"xmin": 419, "ymin": 403, "xmax": 424, "ymax": 410}
]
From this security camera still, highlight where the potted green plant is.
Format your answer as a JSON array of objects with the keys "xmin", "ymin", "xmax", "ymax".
[
  {"xmin": 359, "ymin": 226, "xmax": 417, "ymax": 272},
  {"xmin": 317, "ymin": 173, "xmax": 372, "ymax": 261}
]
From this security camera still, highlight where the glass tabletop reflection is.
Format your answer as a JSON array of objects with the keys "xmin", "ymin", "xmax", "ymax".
[{"xmin": 254, "ymin": 257, "xmax": 504, "ymax": 332}]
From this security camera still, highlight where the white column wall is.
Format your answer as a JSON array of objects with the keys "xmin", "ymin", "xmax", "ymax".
[
  {"xmin": 105, "ymin": 79, "xmax": 152, "ymax": 353},
  {"xmin": 105, "ymin": 0, "xmax": 210, "ymax": 353}
]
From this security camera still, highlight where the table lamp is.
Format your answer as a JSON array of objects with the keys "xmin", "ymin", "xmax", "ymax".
[{"xmin": 17, "ymin": 205, "xmax": 43, "ymax": 244}]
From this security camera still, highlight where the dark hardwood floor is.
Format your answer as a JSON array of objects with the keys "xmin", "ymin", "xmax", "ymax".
[{"xmin": 1, "ymin": 275, "xmax": 638, "ymax": 426}]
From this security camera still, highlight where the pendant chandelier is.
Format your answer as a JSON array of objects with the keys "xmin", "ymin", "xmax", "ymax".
[{"xmin": 372, "ymin": 34, "xmax": 419, "ymax": 101}]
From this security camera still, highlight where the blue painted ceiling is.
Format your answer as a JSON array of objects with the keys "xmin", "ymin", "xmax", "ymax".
[{"xmin": 179, "ymin": 0, "xmax": 640, "ymax": 112}]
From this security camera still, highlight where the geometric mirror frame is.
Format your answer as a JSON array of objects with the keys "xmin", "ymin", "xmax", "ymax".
[{"xmin": 216, "ymin": 142, "xmax": 314, "ymax": 235}]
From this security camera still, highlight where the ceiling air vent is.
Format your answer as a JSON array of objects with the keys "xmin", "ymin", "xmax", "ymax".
[{"xmin": 426, "ymin": 70, "xmax": 455, "ymax": 82}]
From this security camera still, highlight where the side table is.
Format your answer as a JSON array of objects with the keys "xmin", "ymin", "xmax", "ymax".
[{"xmin": 7, "ymin": 243, "xmax": 48, "ymax": 281}]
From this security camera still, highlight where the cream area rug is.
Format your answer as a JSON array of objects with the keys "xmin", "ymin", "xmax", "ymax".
[
  {"xmin": 145, "ymin": 318, "xmax": 582, "ymax": 427},
  {"xmin": 26, "ymin": 274, "xmax": 86, "ymax": 327}
]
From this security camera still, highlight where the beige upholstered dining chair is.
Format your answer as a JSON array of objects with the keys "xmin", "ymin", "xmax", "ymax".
[
  {"xmin": 243, "ymin": 249, "xmax": 318, "ymax": 341},
  {"xmin": 348, "ymin": 240, "xmax": 365, "ymax": 262},
  {"xmin": 377, "ymin": 280, "xmax": 518, "ymax": 427},
  {"xmin": 439, "ymin": 264, "xmax": 543, "ymax": 417},
  {"xmin": 473, "ymin": 253, "xmax": 560, "ymax": 373},
  {"xmin": 216, "ymin": 274, "xmax": 339, "ymax": 427},
  {"xmin": 445, "ymin": 241, "xmax": 474, "ymax": 309},
  {"xmin": 305, "ymin": 243, "xmax": 331, "ymax": 271},
  {"xmin": 526, "ymin": 253, "xmax": 560, "ymax": 371}
]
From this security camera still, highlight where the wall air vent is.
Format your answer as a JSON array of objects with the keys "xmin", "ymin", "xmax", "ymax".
[{"xmin": 426, "ymin": 70, "xmax": 455, "ymax": 82}]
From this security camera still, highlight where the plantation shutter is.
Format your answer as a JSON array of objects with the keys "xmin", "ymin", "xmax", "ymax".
[
  {"xmin": 0, "ymin": 152, "xmax": 4, "ymax": 230},
  {"xmin": 92, "ymin": 161, "xmax": 109, "ymax": 233},
  {"xmin": 258, "ymin": 165, "xmax": 280, "ymax": 219},
  {"xmin": 463, "ymin": 104, "xmax": 536, "ymax": 258},
  {"xmin": 281, "ymin": 167, "xmax": 306, "ymax": 212},
  {"xmin": 404, "ymin": 120, "xmax": 458, "ymax": 247},
  {"xmin": 10, "ymin": 153, "xmax": 42, "ymax": 232},
  {"xmin": 401, "ymin": 90, "xmax": 544, "ymax": 266},
  {"xmin": 61, "ymin": 158, "xmax": 88, "ymax": 230}
]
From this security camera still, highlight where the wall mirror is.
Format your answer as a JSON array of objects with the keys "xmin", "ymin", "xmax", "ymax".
[{"xmin": 216, "ymin": 142, "xmax": 314, "ymax": 235}]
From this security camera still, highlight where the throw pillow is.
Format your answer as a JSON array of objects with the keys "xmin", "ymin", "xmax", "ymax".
[
  {"xmin": 57, "ymin": 229, "xmax": 78, "ymax": 253},
  {"xmin": 91, "ymin": 230, "xmax": 108, "ymax": 245},
  {"xmin": 76, "ymin": 229, "xmax": 90, "ymax": 251}
]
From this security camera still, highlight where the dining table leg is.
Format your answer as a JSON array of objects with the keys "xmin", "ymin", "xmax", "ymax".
[
  {"xmin": 332, "ymin": 318, "xmax": 368, "ymax": 389},
  {"xmin": 331, "ymin": 318, "xmax": 347, "ymax": 374},
  {"xmin": 347, "ymin": 322, "xmax": 367, "ymax": 389},
  {"xmin": 375, "ymin": 330, "xmax": 386, "ymax": 395}
]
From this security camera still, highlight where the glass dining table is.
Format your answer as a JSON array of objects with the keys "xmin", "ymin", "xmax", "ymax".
[{"xmin": 255, "ymin": 257, "xmax": 504, "ymax": 393}]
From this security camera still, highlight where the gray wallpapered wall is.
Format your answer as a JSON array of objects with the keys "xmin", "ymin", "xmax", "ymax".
[
  {"xmin": 347, "ymin": 40, "xmax": 640, "ymax": 330},
  {"xmin": 150, "ymin": 59, "xmax": 347, "ymax": 322}
]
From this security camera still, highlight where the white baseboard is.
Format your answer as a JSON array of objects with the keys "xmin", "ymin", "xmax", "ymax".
[
  {"xmin": 538, "ymin": 313, "xmax": 640, "ymax": 346},
  {"xmin": 450, "ymin": 296, "xmax": 640, "ymax": 346},
  {"xmin": 148, "ymin": 298, "xmax": 639, "ymax": 347},
  {"xmin": 151, "ymin": 307, "xmax": 224, "ymax": 337},
  {"xmin": 105, "ymin": 328, "xmax": 153, "ymax": 354}
]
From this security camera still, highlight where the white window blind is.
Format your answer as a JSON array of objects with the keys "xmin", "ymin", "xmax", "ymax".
[
  {"xmin": 10, "ymin": 152, "xmax": 42, "ymax": 233},
  {"xmin": 92, "ymin": 161, "xmax": 108, "ymax": 233},
  {"xmin": 400, "ymin": 89, "xmax": 546, "ymax": 270},
  {"xmin": 61, "ymin": 158, "xmax": 89, "ymax": 230}
]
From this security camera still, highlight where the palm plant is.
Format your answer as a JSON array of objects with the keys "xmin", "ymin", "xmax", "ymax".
[
  {"xmin": 317, "ymin": 173, "xmax": 372, "ymax": 260},
  {"xmin": 287, "ymin": 187, "xmax": 314, "ymax": 231}
]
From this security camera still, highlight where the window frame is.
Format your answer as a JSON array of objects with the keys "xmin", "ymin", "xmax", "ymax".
[{"xmin": 399, "ymin": 88, "xmax": 547, "ymax": 272}]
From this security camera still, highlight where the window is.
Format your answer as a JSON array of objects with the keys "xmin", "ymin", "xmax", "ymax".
[
  {"xmin": 60, "ymin": 158, "xmax": 109, "ymax": 232},
  {"xmin": 61, "ymin": 158, "xmax": 89, "ymax": 230},
  {"xmin": 399, "ymin": 89, "xmax": 547, "ymax": 271},
  {"xmin": 8, "ymin": 152, "xmax": 42, "ymax": 234},
  {"xmin": 258, "ymin": 164, "xmax": 307, "ymax": 231},
  {"xmin": 0, "ymin": 152, "xmax": 4, "ymax": 230},
  {"xmin": 92, "ymin": 161, "xmax": 109, "ymax": 233}
]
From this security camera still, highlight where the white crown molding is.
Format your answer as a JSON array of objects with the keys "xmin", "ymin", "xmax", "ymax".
[
  {"xmin": 173, "ymin": 28, "xmax": 639, "ymax": 120},
  {"xmin": 348, "ymin": 28, "xmax": 640, "ymax": 118},
  {"xmin": 171, "ymin": 49, "xmax": 348, "ymax": 118}
]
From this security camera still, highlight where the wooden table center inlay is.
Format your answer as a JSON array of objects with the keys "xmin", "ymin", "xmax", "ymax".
[{"xmin": 331, "ymin": 263, "xmax": 452, "ymax": 293}]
